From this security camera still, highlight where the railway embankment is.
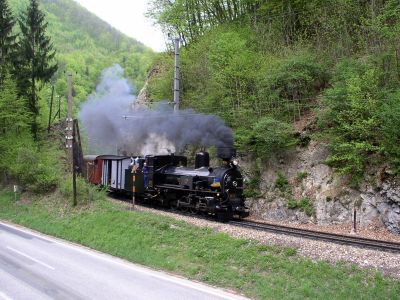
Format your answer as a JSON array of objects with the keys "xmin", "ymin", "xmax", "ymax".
[{"xmin": 1, "ymin": 190, "xmax": 400, "ymax": 299}]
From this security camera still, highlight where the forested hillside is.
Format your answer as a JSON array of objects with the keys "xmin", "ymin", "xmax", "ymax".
[
  {"xmin": 147, "ymin": 0, "xmax": 400, "ymax": 185},
  {"xmin": 9, "ymin": 0, "xmax": 154, "ymax": 102},
  {"xmin": 0, "ymin": 0, "xmax": 153, "ymax": 193}
]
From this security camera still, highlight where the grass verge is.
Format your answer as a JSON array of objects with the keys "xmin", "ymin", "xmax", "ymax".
[{"xmin": 1, "ymin": 190, "xmax": 399, "ymax": 299}]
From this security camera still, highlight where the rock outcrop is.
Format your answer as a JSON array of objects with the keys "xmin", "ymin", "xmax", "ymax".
[{"xmin": 246, "ymin": 140, "xmax": 400, "ymax": 234}]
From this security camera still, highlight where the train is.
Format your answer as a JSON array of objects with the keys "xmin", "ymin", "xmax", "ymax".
[{"xmin": 83, "ymin": 148, "xmax": 249, "ymax": 221}]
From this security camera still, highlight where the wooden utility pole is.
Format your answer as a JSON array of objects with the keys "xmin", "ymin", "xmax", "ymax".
[
  {"xmin": 58, "ymin": 95, "xmax": 61, "ymax": 120},
  {"xmin": 66, "ymin": 74, "xmax": 73, "ymax": 169},
  {"xmin": 74, "ymin": 119, "xmax": 84, "ymax": 176},
  {"xmin": 72, "ymin": 119, "xmax": 77, "ymax": 206},
  {"xmin": 47, "ymin": 86, "xmax": 54, "ymax": 133},
  {"xmin": 71, "ymin": 119, "xmax": 84, "ymax": 207}
]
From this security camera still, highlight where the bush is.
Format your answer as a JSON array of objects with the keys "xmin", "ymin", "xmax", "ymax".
[
  {"xmin": 321, "ymin": 59, "xmax": 385, "ymax": 183},
  {"xmin": 380, "ymin": 91, "xmax": 400, "ymax": 172},
  {"xmin": 247, "ymin": 117, "xmax": 297, "ymax": 160},
  {"xmin": 259, "ymin": 52, "xmax": 328, "ymax": 101},
  {"xmin": 256, "ymin": 52, "xmax": 328, "ymax": 122},
  {"xmin": 0, "ymin": 134, "xmax": 61, "ymax": 193},
  {"xmin": 296, "ymin": 171, "xmax": 308, "ymax": 181},
  {"xmin": 16, "ymin": 147, "xmax": 60, "ymax": 193},
  {"xmin": 287, "ymin": 197, "xmax": 314, "ymax": 217},
  {"xmin": 300, "ymin": 198, "xmax": 314, "ymax": 217},
  {"xmin": 287, "ymin": 197, "xmax": 298, "ymax": 209},
  {"xmin": 59, "ymin": 175, "xmax": 106, "ymax": 205},
  {"xmin": 275, "ymin": 172, "xmax": 290, "ymax": 193}
]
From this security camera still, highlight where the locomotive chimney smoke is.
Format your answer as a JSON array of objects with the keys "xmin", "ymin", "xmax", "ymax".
[{"xmin": 79, "ymin": 64, "xmax": 234, "ymax": 155}]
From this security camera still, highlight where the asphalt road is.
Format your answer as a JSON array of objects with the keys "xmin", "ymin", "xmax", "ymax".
[{"xmin": 0, "ymin": 222, "xmax": 248, "ymax": 300}]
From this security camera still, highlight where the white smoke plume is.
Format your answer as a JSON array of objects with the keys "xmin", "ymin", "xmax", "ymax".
[{"xmin": 79, "ymin": 64, "xmax": 233, "ymax": 156}]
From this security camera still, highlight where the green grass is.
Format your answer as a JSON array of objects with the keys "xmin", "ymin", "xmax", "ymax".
[{"xmin": 1, "ymin": 190, "xmax": 399, "ymax": 299}]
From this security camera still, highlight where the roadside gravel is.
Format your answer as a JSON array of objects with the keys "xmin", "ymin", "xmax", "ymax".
[{"xmin": 125, "ymin": 203, "xmax": 400, "ymax": 278}]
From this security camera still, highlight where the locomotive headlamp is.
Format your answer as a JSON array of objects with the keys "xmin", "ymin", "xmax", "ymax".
[{"xmin": 232, "ymin": 159, "xmax": 239, "ymax": 166}]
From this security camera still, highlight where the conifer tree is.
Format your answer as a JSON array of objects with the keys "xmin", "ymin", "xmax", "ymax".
[
  {"xmin": 0, "ymin": 72, "xmax": 31, "ymax": 136},
  {"xmin": 0, "ymin": 0, "xmax": 17, "ymax": 86},
  {"xmin": 15, "ymin": 0, "xmax": 57, "ymax": 139}
]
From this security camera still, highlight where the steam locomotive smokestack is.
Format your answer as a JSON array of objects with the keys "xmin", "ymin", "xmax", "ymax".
[
  {"xmin": 195, "ymin": 152, "xmax": 210, "ymax": 169},
  {"xmin": 79, "ymin": 65, "xmax": 234, "ymax": 155}
]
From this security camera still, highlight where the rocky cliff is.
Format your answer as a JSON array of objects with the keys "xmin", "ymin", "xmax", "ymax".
[{"xmin": 245, "ymin": 139, "xmax": 400, "ymax": 234}]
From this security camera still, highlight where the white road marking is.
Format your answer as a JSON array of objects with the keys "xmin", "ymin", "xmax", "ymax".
[
  {"xmin": 0, "ymin": 222, "xmax": 248, "ymax": 300},
  {"xmin": 6, "ymin": 246, "xmax": 55, "ymax": 270},
  {"xmin": 0, "ymin": 291, "xmax": 13, "ymax": 300}
]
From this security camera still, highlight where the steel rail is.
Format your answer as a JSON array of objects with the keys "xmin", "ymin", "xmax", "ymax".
[{"xmin": 230, "ymin": 220, "xmax": 400, "ymax": 253}]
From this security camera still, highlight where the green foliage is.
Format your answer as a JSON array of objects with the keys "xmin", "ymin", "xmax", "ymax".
[
  {"xmin": 0, "ymin": 73, "xmax": 30, "ymax": 133},
  {"xmin": 379, "ymin": 91, "xmax": 400, "ymax": 171},
  {"xmin": 275, "ymin": 171, "xmax": 289, "ymax": 193},
  {"xmin": 147, "ymin": 0, "xmax": 259, "ymax": 43},
  {"xmin": 13, "ymin": 0, "xmax": 58, "ymax": 139},
  {"xmin": 1, "ymin": 138, "xmax": 61, "ymax": 193},
  {"xmin": 247, "ymin": 117, "xmax": 297, "ymax": 160},
  {"xmin": 17, "ymin": 142, "xmax": 60, "ymax": 192},
  {"xmin": 257, "ymin": 53, "xmax": 328, "ymax": 119},
  {"xmin": 0, "ymin": 76, "xmax": 60, "ymax": 192},
  {"xmin": 320, "ymin": 59, "xmax": 398, "ymax": 182},
  {"xmin": 0, "ymin": 0, "xmax": 17, "ymax": 85},
  {"xmin": 287, "ymin": 197, "xmax": 314, "ymax": 217},
  {"xmin": 59, "ymin": 175, "xmax": 105, "ymax": 205},
  {"xmin": 296, "ymin": 171, "xmax": 308, "ymax": 181}
]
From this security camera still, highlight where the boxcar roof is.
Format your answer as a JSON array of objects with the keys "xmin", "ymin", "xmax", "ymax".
[
  {"xmin": 97, "ymin": 155, "xmax": 130, "ymax": 160},
  {"xmin": 84, "ymin": 155, "xmax": 101, "ymax": 161}
]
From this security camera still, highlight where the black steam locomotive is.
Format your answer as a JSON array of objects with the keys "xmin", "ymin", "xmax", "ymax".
[{"xmin": 84, "ymin": 148, "xmax": 249, "ymax": 221}]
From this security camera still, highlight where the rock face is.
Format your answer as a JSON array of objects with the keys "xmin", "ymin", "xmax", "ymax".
[
  {"xmin": 245, "ymin": 140, "xmax": 400, "ymax": 234},
  {"xmin": 377, "ymin": 180, "xmax": 400, "ymax": 234}
]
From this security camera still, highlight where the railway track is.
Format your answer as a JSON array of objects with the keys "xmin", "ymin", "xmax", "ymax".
[
  {"xmin": 230, "ymin": 220, "xmax": 400, "ymax": 253},
  {"xmin": 110, "ymin": 194, "xmax": 400, "ymax": 253}
]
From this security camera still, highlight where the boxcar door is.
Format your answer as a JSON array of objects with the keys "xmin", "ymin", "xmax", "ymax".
[{"xmin": 111, "ymin": 160, "xmax": 118, "ymax": 189}]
